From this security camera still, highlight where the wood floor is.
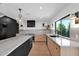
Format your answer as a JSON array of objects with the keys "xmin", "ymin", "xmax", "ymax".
[
  {"xmin": 29, "ymin": 34, "xmax": 51, "ymax": 56},
  {"xmin": 29, "ymin": 42, "xmax": 50, "ymax": 56}
]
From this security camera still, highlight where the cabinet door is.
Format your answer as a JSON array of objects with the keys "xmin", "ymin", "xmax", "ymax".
[
  {"xmin": 47, "ymin": 37, "xmax": 60, "ymax": 56},
  {"xmin": 8, "ymin": 39, "xmax": 32, "ymax": 56},
  {"xmin": 35, "ymin": 34, "xmax": 46, "ymax": 42}
]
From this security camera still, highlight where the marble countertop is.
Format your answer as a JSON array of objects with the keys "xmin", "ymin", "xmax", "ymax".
[
  {"xmin": 0, "ymin": 35, "xmax": 33, "ymax": 56},
  {"xmin": 47, "ymin": 34, "xmax": 79, "ymax": 47}
]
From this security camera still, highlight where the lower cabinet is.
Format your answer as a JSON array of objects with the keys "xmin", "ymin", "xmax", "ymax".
[
  {"xmin": 61, "ymin": 47, "xmax": 79, "ymax": 56},
  {"xmin": 35, "ymin": 34, "xmax": 46, "ymax": 42},
  {"xmin": 47, "ymin": 37, "xmax": 60, "ymax": 56},
  {"xmin": 47, "ymin": 36, "xmax": 79, "ymax": 56},
  {"xmin": 8, "ymin": 37, "xmax": 33, "ymax": 56}
]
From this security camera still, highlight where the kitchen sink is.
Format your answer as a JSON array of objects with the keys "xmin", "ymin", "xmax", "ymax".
[{"xmin": 50, "ymin": 35, "xmax": 59, "ymax": 37}]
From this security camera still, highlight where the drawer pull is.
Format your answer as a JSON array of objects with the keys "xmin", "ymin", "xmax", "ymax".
[{"xmin": 56, "ymin": 47, "xmax": 58, "ymax": 49}]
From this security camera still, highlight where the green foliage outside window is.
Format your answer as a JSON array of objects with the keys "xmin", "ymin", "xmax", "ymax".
[{"xmin": 55, "ymin": 19, "xmax": 70, "ymax": 37}]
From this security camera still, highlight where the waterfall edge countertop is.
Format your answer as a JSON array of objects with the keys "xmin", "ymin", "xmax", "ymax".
[
  {"xmin": 47, "ymin": 34, "xmax": 79, "ymax": 47},
  {"xmin": 0, "ymin": 35, "xmax": 33, "ymax": 56}
]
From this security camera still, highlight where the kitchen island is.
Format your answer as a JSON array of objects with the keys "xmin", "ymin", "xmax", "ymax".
[
  {"xmin": 46, "ymin": 34, "xmax": 79, "ymax": 56},
  {"xmin": 0, "ymin": 34, "xmax": 33, "ymax": 56}
]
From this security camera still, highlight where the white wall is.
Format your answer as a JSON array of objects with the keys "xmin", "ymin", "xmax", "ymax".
[
  {"xmin": 19, "ymin": 19, "xmax": 51, "ymax": 30},
  {"xmin": 52, "ymin": 3, "xmax": 79, "ymax": 41}
]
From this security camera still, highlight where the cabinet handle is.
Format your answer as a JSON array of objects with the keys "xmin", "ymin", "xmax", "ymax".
[{"xmin": 56, "ymin": 47, "xmax": 58, "ymax": 49}]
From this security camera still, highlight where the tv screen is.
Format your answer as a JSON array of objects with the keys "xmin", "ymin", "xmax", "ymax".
[
  {"xmin": 27, "ymin": 20, "xmax": 35, "ymax": 27},
  {"xmin": 55, "ymin": 18, "xmax": 70, "ymax": 37}
]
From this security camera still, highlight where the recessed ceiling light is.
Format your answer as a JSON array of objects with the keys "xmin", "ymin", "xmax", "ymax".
[
  {"xmin": 19, "ymin": 20, "xmax": 22, "ymax": 22},
  {"xmin": 40, "ymin": 6, "xmax": 43, "ymax": 10}
]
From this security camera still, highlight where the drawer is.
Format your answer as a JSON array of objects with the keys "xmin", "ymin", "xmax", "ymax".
[{"xmin": 35, "ymin": 35, "xmax": 46, "ymax": 41}]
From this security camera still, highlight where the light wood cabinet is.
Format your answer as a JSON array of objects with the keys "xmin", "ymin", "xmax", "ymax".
[
  {"xmin": 61, "ymin": 47, "xmax": 79, "ymax": 56},
  {"xmin": 35, "ymin": 34, "xmax": 46, "ymax": 42},
  {"xmin": 47, "ymin": 36, "xmax": 79, "ymax": 56},
  {"xmin": 47, "ymin": 37, "xmax": 60, "ymax": 56}
]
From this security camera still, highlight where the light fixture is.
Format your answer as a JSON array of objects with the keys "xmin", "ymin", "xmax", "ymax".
[
  {"xmin": 75, "ymin": 11, "xmax": 79, "ymax": 17},
  {"xmin": 19, "ymin": 19, "xmax": 22, "ymax": 22},
  {"xmin": 18, "ymin": 8, "xmax": 23, "ymax": 27},
  {"xmin": 74, "ymin": 12, "xmax": 79, "ymax": 24},
  {"xmin": 70, "ymin": 12, "xmax": 79, "ymax": 24},
  {"xmin": 40, "ymin": 6, "xmax": 43, "ymax": 10},
  {"xmin": 18, "ymin": 8, "xmax": 22, "ymax": 20}
]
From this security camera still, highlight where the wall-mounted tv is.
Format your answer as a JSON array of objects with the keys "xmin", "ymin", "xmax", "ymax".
[
  {"xmin": 27, "ymin": 20, "xmax": 35, "ymax": 27},
  {"xmin": 55, "ymin": 15, "xmax": 70, "ymax": 37}
]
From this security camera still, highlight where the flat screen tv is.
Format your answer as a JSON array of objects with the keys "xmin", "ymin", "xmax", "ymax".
[
  {"xmin": 27, "ymin": 20, "xmax": 35, "ymax": 27},
  {"xmin": 55, "ymin": 17, "xmax": 70, "ymax": 37}
]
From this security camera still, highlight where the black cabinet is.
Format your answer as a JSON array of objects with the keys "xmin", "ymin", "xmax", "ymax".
[
  {"xmin": 8, "ymin": 37, "xmax": 33, "ymax": 56},
  {"xmin": 0, "ymin": 16, "xmax": 19, "ymax": 40}
]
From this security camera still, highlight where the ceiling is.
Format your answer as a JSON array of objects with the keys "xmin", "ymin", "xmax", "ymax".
[{"xmin": 0, "ymin": 3, "xmax": 69, "ymax": 21}]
